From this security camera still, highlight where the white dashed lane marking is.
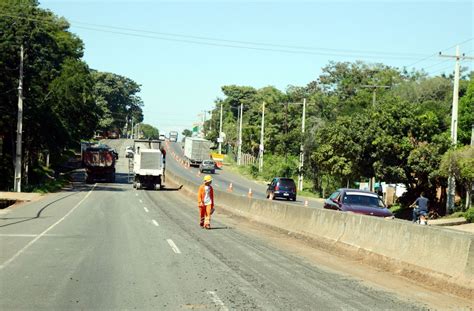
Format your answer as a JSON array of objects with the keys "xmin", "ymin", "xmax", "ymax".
[
  {"xmin": 166, "ymin": 239, "xmax": 181, "ymax": 254},
  {"xmin": 152, "ymin": 219, "xmax": 159, "ymax": 227},
  {"xmin": 144, "ymin": 207, "xmax": 149, "ymax": 213}
]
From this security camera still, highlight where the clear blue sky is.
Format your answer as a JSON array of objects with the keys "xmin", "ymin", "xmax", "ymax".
[{"xmin": 40, "ymin": 0, "xmax": 473, "ymax": 136}]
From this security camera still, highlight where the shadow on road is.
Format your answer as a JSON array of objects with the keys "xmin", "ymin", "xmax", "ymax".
[{"xmin": 0, "ymin": 192, "xmax": 79, "ymax": 228}]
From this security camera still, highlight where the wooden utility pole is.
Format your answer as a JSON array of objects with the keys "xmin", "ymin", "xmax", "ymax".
[
  {"xmin": 361, "ymin": 84, "xmax": 390, "ymax": 192},
  {"xmin": 14, "ymin": 45, "xmax": 24, "ymax": 192}
]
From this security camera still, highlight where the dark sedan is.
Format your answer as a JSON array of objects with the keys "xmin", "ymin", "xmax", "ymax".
[
  {"xmin": 266, "ymin": 177, "xmax": 297, "ymax": 201},
  {"xmin": 324, "ymin": 188, "xmax": 392, "ymax": 217}
]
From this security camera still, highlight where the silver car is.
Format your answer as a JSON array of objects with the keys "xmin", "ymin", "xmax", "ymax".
[{"xmin": 199, "ymin": 160, "xmax": 216, "ymax": 174}]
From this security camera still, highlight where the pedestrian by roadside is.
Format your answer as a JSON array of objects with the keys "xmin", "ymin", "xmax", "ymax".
[
  {"xmin": 197, "ymin": 175, "xmax": 215, "ymax": 229},
  {"xmin": 410, "ymin": 191, "xmax": 429, "ymax": 223}
]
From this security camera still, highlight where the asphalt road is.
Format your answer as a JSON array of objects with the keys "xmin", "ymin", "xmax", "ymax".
[
  {"xmin": 0, "ymin": 139, "xmax": 424, "ymax": 310},
  {"xmin": 164, "ymin": 141, "xmax": 324, "ymax": 208}
]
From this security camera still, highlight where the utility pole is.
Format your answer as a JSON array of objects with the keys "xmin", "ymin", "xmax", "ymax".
[
  {"xmin": 439, "ymin": 46, "xmax": 474, "ymax": 214},
  {"xmin": 237, "ymin": 103, "xmax": 243, "ymax": 166},
  {"xmin": 258, "ymin": 102, "xmax": 265, "ymax": 172},
  {"xmin": 218, "ymin": 102, "xmax": 223, "ymax": 154},
  {"xmin": 202, "ymin": 111, "xmax": 207, "ymax": 137},
  {"xmin": 298, "ymin": 98, "xmax": 306, "ymax": 192},
  {"xmin": 361, "ymin": 84, "xmax": 390, "ymax": 191},
  {"xmin": 14, "ymin": 45, "xmax": 24, "ymax": 192}
]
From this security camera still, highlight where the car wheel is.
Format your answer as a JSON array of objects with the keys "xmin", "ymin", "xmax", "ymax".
[
  {"xmin": 211, "ymin": 170, "xmax": 215, "ymax": 174},
  {"xmin": 292, "ymin": 197, "xmax": 296, "ymax": 201}
]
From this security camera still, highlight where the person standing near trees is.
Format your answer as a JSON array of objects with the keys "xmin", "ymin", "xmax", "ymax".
[{"xmin": 197, "ymin": 175, "xmax": 215, "ymax": 229}]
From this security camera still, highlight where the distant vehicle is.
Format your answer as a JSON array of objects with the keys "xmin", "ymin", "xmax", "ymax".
[
  {"xmin": 159, "ymin": 134, "xmax": 166, "ymax": 141},
  {"xmin": 133, "ymin": 139, "xmax": 165, "ymax": 190},
  {"xmin": 324, "ymin": 188, "xmax": 393, "ymax": 218},
  {"xmin": 184, "ymin": 137, "xmax": 212, "ymax": 167},
  {"xmin": 125, "ymin": 146, "xmax": 134, "ymax": 158},
  {"xmin": 199, "ymin": 160, "xmax": 216, "ymax": 174},
  {"xmin": 266, "ymin": 177, "xmax": 297, "ymax": 201},
  {"xmin": 169, "ymin": 131, "xmax": 178, "ymax": 142},
  {"xmin": 83, "ymin": 146, "xmax": 116, "ymax": 183}
]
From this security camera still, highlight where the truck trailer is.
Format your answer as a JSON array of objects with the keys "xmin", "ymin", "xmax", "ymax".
[
  {"xmin": 83, "ymin": 146, "xmax": 116, "ymax": 183},
  {"xmin": 133, "ymin": 139, "xmax": 166, "ymax": 190},
  {"xmin": 184, "ymin": 137, "xmax": 211, "ymax": 167}
]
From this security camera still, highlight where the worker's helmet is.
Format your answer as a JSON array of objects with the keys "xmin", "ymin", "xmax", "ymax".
[{"xmin": 203, "ymin": 175, "xmax": 212, "ymax": 182}]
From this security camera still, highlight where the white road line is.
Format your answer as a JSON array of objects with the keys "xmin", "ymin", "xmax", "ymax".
[
  {"xmin": 139, "ymin": 199, "xmax": 143, "ymax": 203},
  {"xmin": 166, "ymin": 239, "xmax": 181, "ymax": 254},
  {"xmin": 0, "ymin": 234, "xmax": 60, "ymax": 237},
  {"xmin": 152, "ymin": 219, "xmax": 159, "ymax": 227},
  {"xmin": 143, "ymin": 207, "xmax": 149, "ymax": 213},
  {"xmin": 207, "ymin": 291, "xmax": 228, "ymax": 311},
  {"xmin": 0, "ymin": 184, "xmax": 97, "ymax": 270}
]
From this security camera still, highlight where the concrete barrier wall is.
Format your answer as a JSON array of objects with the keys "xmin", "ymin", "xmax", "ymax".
[{"xmin": 167, "ymin": 170, "xmax": 474, "ymax": 290}]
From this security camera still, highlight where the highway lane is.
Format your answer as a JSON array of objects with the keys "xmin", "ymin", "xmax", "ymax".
[
  {"xmin": 0, "ymin": 140, "xmax": 426, "ymax": 309},
  {"xmin": 164, "ymin": 141, "xmax": 324, "ymax": 208}
]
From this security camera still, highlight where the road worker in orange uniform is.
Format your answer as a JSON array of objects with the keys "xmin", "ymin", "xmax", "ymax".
[{"xmin": 197, "ymin": 175, "xmax": 215, "ymax": 229}]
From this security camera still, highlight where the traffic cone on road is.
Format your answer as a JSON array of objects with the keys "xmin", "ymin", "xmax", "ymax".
[
  {"xmin": 248, "ymin": 188, "xmax": 253, "ymax": 198},
  {"xmin": 227, "ymin": 183, "xmax": 233, "ymax": 192}
]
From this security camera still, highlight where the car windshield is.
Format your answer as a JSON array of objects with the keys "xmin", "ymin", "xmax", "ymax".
[
  {"xmin": 203, "ymin": 161, "xmax": 214, "ymax": 165},
  {"xmin": 342, "ymin": 193, "xmax": 384, "ymax": 208}
]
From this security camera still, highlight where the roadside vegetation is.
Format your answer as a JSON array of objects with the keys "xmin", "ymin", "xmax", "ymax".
[
  {"xmin": 0, "ymin": 1, "xmax": 144, "ymax": 191},
  {"xmin": 205, "ymin": 64, "xmax": 473, "ymax": 216}
]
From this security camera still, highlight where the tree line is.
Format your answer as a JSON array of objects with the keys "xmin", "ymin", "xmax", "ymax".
[
  {"xmin": 205, "ymin": 61, "xmax": 473, "ymax": 214},
  {"xmin": 0, "ymin": 0, "xmax": 144, "ymax": 190}
]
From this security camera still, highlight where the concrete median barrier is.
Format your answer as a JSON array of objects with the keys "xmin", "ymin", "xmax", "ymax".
[{"xmin": 166, "ymin": 169, "xmax": 473, "ymax": 297}]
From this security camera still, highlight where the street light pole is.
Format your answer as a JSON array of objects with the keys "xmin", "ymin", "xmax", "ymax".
[
  {"xmin": 259, "ymin": 102, "xmax": 265, "ymax": 172},
  {"xmin": 298, "ymin": 98, "xmax": 306, "ymax": 191},
  {"xmin": 14, "ymin": 45, "xmax": 24, "ymax": 192}
]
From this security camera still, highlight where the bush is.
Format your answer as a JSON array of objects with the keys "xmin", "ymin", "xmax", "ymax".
[{"xmin": 465, "ymin": 208, "xmax": 474, "ymax": 223}]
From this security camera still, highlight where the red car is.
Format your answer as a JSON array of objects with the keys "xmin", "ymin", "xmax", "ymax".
[{"xmin": 324, "ymin": 188, "xmax": 392, "ymax": 217}]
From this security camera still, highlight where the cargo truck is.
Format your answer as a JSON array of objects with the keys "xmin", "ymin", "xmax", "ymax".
[
  {"xmin": 133, "ymin": 139, "xmax": 166, "ymax": 190},
  {"xmin": 83, "ymin": 145, "xmax": 116, "ymax": 183},
  {"xmin": 169, "ymin": 131, "xmax": 178, "ymax": 142},
  {"xmin": 184, "ymin": 137, "xmax": 211, "ymax": 167}
]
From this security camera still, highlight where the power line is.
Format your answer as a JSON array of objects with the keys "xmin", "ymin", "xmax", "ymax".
[
  {"xmin": 405, "ymin": 38, "xmax": 474, "ymax": 68},
  {"xmin": 0, "ymin": 12, "xmax": 436, "ymax": 60}
]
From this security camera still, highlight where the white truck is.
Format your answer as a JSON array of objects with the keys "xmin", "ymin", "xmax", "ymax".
[
  {"xmin": 132, "ymin": 139, "xmax": 166, "ymax": 190},
  {"xmin": 169, "ymin": 131, "xmax": 178, "ymax": 142},
  {"xmin": 184, "ymin": 137, "xmax": 212, "ymax": 167}
]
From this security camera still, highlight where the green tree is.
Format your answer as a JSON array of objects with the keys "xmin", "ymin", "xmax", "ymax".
[
  {"xmin": 140, "ymin": 124, "xmax": 159, "ymax": 139},
  {"xmin": 182, "ymin": 129, "xmax": 192, "ymax": 137},
  {"xmin": 439, "ymin": 146, "xmax": 474, "ymax": 209},
  {"xmin": 91, "ymin": 71, "xmax": 143, "ymax": 134}
]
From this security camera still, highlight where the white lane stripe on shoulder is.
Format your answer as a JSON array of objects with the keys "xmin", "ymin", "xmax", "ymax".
[
  {"xmin": 0, "ymin": 184, "xmax": 96, "ymax": 270},
  {"xmin": 152, "ymin": 219, "xmax": 159, "ymax": 226},
  {"xmin": 166, "ymin": 239, "xmax": 181, "ymax": 254},
  {"xmin": 207, "ymin": 291, "xmax": 228, "ymax": 311},
  {"xmin": 144, "ymin": 207, "xmax": 149, "ymax": 213}
]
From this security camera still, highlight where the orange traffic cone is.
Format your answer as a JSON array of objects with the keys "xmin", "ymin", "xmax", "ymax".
[
  {"xmin": 248, "ymin": 188, "xmax": 253, "ymax": 198},
  {"xmin": 228, "ymin": 183, "xmax": 233, "ymax": 192}
]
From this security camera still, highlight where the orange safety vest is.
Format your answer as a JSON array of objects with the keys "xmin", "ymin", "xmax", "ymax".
[{"xmin": 197, "ymin": 184, "xmax": 214, "ymax": 208}]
